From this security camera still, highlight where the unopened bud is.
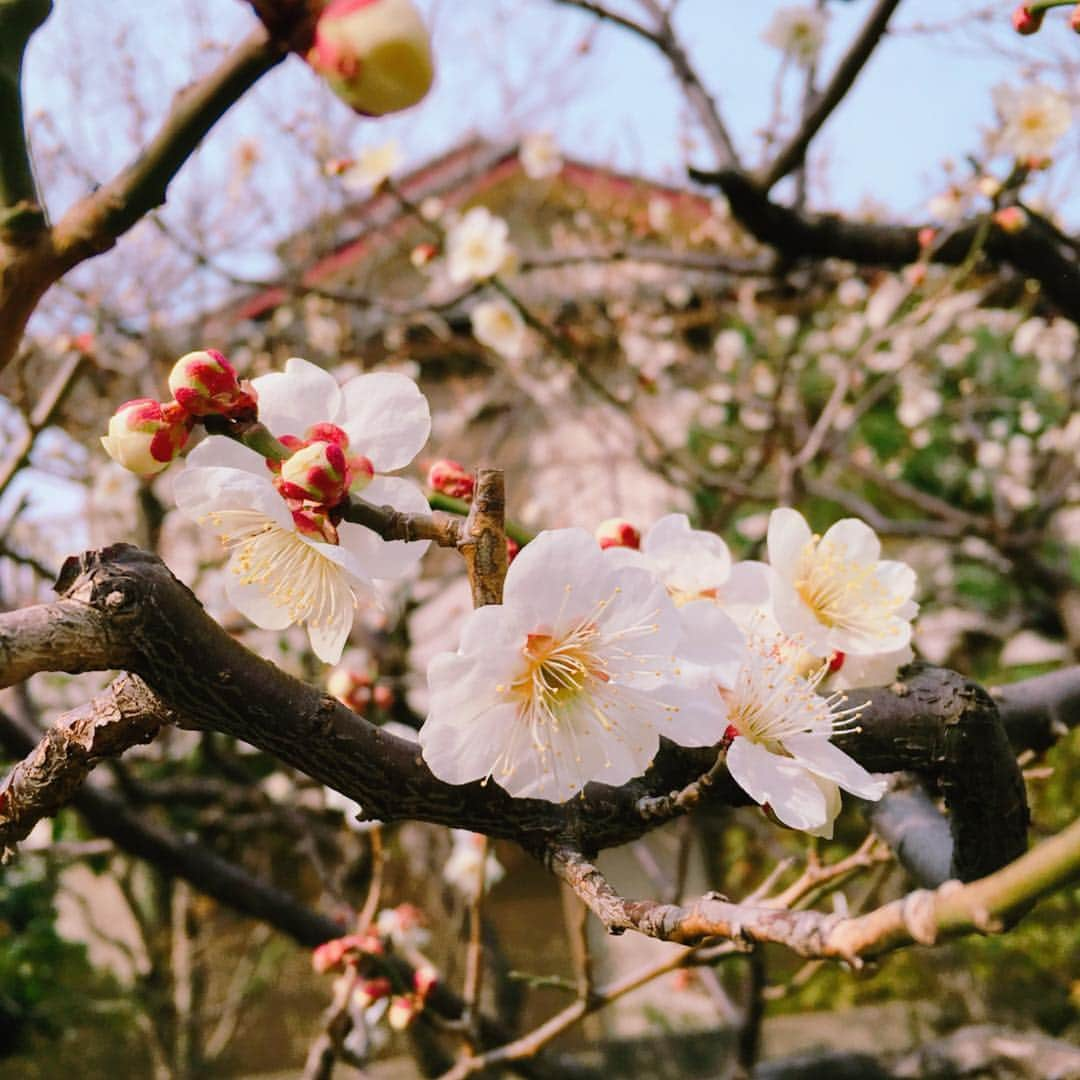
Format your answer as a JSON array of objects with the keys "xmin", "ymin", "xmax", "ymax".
[
  {"xmin": 1072, "ymin": 4, "xmax": 1080, "ymax": 33},
  {"xmin": 410, "ymin": 242, "xmax": 438, "ymax": 268},
  {"xmin": 291, "ymin": 507, "xmax": 340, "ymax": 545},
  {"xmin": 413, "ymin": 965, "xmax": 438, "ymax": 998},
  {"xmin": 993, "ymin": 205, "xmax": 1028, "ymax": 233},
  {"xmin": 916, "ymin": 227, "xmax": 937, "ymax": 250},
  {"xmin": 306, "ymin": 422, "xmax": 350, "ymax": 448},
  {"xmin": 506, "ymin": 537, "xmax": 520, "ymax": 563},
  {"xmin": 168, "ymin": 349, "xmax": 257, "ymax": 418},
  {"xmin": 595, "ymin": 518, "xmax": 641, "ymax": 550},
  {"xmin": 101, "ymin": 399, "xmax": 192, "ymax": 477},
  {"xmin": 328, "ymin": 666, "xmax": 374, "ymax": 712},
  {"xmin": 348, "ymin": 454, "xmax": 375, "ymax": 494},
  {"xmin": 307, "ymin": 0, "xmax": 434, "ymax": 117},
  {"xmin": 354, "ymin": 976, "xmax": 393, "ymax": 1007},
  {"xmin": 373, "ymin": 683, "xmax": 394, "ymax": 710},
  {"xmin": 279, "ymin": 441, "xmax": 350, "ymax": 504},
  {"xmin": 1011, "ymin": 5, "xmax": 1044, "ymax": 34},
  {"xmin": 388, "ymin": 993, "xmax": 422, "ymax": 1030},
  {"xmin": 427, "ymin": 458, "xmax": 474, "ymax": 500}
]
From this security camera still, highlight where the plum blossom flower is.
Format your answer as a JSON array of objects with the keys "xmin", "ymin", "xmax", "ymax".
[
  {"xmin": 443, "ymin": 830, "xmax": 505, "ymax": 899},
  {"xmin": 722, "ymin": 634, "xmax": 886, "ymax": 837},
  {"xmin": 605, "ymin": 513, "xmax": 772, "ymax": 628},
  {"xmin": 992, "ymin": 83, "xmax": 1072, "ymax": 160},
  {"xmin": 767, "ymin": 508, "xmax": 918, "ymax": 658},
  {"xmin": 174, "ymin": 357, "xmax": 431, "ymax": 663},
  {"xmin": 419, "ymin": 528, "xmax": 726, "ymax": 802},
  {"xmin": 470, "ymin": 297, "xmax": 528, "ymax": 360},
  {"xmin": 341, "ymin": 140, "xmax": 402, "ymax": 192},
  {"xmin": 446, "ymin": 207, "xmax": 514, "ymax": 284},
  {"xmin": 520, "ymin": 132, "xmax": 563, "ymax": 179},
  {"xmin": 762, "ymin": 6, "xmax": 827, "ymax": 68}
]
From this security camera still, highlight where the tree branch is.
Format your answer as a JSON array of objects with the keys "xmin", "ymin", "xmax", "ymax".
[
  {"xmin": 759, "ymin": 0, "xmax": 902, "ymax": 190},
  {"xmin": 551, "ymin": 813, "xmax": 1080, "ymax": 959},
  {"xmin": 691, "ymin": 169, "xmax": 1080, "ymax": 323}
]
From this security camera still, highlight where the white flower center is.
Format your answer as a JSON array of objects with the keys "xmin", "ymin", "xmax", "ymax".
[
  {"xmin": 205, "ymin": 509, "xmax": 355, "ymax": 628},
  {"xmin": 512, "ymin": 624, "xmax": 609, "ymax": 713}
]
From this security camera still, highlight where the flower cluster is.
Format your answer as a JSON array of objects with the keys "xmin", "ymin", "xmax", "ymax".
[
  {"xmin": 101, "ymin": 350, "xmax": 256, "ymax": 476},
  {"xmin": 101, "ymin": 352, "xmax": 431, "ymax": 664},
  {"xmin": 420, "ymin": 510, "xmax": 914, "ymax": 836}
]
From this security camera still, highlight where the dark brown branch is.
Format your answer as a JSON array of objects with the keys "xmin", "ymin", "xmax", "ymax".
[
  {"xmin": 0, "ymin": 548, "xmax": 1037, "ymax": 886},
  {"xmin": 759, "ymin": 0, "xmax": 902, "ymax": 190},
  {"xmin": 691, "ymin": 169, "xmax": 1080, "ymax": 323}
]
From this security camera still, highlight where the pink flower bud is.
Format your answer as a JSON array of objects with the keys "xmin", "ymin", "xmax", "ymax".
[
  {"xmin": 307, "ymin": 0, "xmax": 434, "ymax": 117},
  {"xmin": 349, "ymin": 454, "xmax": 375, "ymax": 494},
  {"xmin": 413, "ymin": 965, "xmax": 438, "ymax": 998},
  {"xmin": 388, "ymin": 993, "xmax": 422, "ymax": 1030},
  {"xmin": 279, "ymin": 440, "xmax": 351, "ymax": 505},
  {"xmin": 594, "ymin": 518, "xmax": 641, "ymax": 550},
  {"xmin": 427, "ymin": 458, "xmax": 474, "ymax": 500},
  {"xmin": 354, "ymin": 976, "xmax": 393, "ymax": 1007},
  {"xmin": 373, "ymin": 683, "xmax": 394, "ymax": 710},
  {"xmin": 101, "ymin": 399, "xmax": 192, "ymax": 477},
  {"xmin": 168, "ymin": 349, "xmax": 257, "ymax": 418},
  {"xmin": 506, "ymin": 537, "xmax": 520, "ymax": 563},
  {"xmin": 1011, "ymin": 5, "xmax": 1044, "ymax": 34},
  {"xmin": 993, "ymin": 206, "xmax": 1028, "ymax": 233},
  {"xmin": 917, "ymin": 227, "xmax": 937, "ymax": 250},
  {"xmin": 327, "ymin": 666, "xmax": 374, "ymax": 712},
  {"xmin": 306, "ymin": 422, "xmax": 351, "ymax": 448},
  {"xmin": 410, "ymin": 242, "xmax": 438, "ymax": 267},
  {"xmin": 312, "ymin": 931, "xmax": 384, "ymax": 974},
  {"xmin": 1072, "ymin": 4, "xmax": 1080, "ymax": 33}
]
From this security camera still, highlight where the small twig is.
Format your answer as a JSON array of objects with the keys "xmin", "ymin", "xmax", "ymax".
[{"xmin": 357, "ymin": 824, "xmax": 384, "ymax": 931}]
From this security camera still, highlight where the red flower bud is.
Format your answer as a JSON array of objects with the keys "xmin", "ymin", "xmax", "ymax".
[
  {"xmin": 427, "ymin": 458, "xmax": 474, "ymax": 500},
  {"xmin": 307, "ymin": 0, "xmax": 434, "ymax": 117},
  {"xmin": 506, "ymin": 537, "xmax": 520, "ymax": 563},
  {"xmin": 101, "ymin": 399, "xmax": 193, "ymax": 477},
  {"xmin": 373, "ymin": 683, "xmax": 394, "ymax": 710},
  {"xmin": 594, "ymin": 518, "xmax": 641, "ymax": 550},
  {"xmin": 279, "ymin": 440, "xmax": 351, "ymax": 505},
  {"xmin": 1072, "ymin": 4, "xmax": 1080, "ymax": 33},
  {"xmin": 1011, "ymin": 5, "xmax": 1044, "ymax": 34},
  {"xmin": 827, "ymin": 651, "xmax": 846, "ymax": 674},
  {"xmin": 993, "ymin": 205, "xmax": 1028, "ymax": 233},
  {"xmin": 327, "ymin": 666, "xmax": 374, "ymax": 712},
  {"xmin": 168, "ymin": 349, "xmax": 257, "ymax": 419},
  {"xmin": 917, "ymin": 227, "xmax": 937, "ymax": 250}
]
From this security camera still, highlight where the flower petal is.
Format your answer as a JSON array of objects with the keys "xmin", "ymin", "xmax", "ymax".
[
  {"xmin": 821, "ymin": 518, "xmax": 881, "ymax": 564},
  {"xmin": 767, "ymin": 507, "xmax": 813, "ymax": 579},
  {"xmin": 727, "ymin": 737, "xmax": 829, "ymax": 832},
  {"xmin": 185, "ymin": 435, "xmax": 268, "ymax": 476},
  {"xmin": 338, "ymin": 476, "xmax": 431, "ymax": 581},
  {"xmin": 224, "ymin": 561, "xmax": 295, "ymax": 631},
  {"xmin": 676, "ymin": 600, "xmax": 744, "ymax": 685},
  {"xmin": 250, "ymin": 357, "xmax": 343, "ymax": 437},
  {"xmin": 419, "ymin": 697, "xmax": 521, "ymax": 787},
  {"xmin": 173, "ymin": 465, "xmax": 292, "ymax": 531},
  {"xmin": 340, "ymin": 371, "xmax": 431, "ymax": 472},
  {"xmin": 782, "ymin": 734, "xmax": 887, "ymax": 800}
]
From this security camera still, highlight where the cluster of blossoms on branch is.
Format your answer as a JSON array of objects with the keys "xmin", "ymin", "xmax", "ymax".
[{"xmin": 102, "ymin": 350, "xmax": 919, "ymax": 836}]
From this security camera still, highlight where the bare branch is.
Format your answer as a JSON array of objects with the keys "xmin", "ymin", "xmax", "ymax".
[
  {"xmin": 0, "ymin": 673, "xmax": 171, "ymax": 855},
  {"xmin": 759, "ymin": 0, "xmax": 903, "ymax": 190}
]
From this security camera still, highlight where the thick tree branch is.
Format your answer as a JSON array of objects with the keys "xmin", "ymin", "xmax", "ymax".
[
  {"xmin": 760, "ymin": 0, "xmax": 902, "ymax": 190},
  {"xmin": 0, "ymin": 549, "xmax": 1035, "ymax": 885},
  {"xmin": 691, "ymin": 169, "xmax": 1080, "ymax": 323}
]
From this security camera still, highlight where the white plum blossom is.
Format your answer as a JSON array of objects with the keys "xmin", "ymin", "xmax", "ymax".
[
  {"xmin": 174, "ymin": 357, "xmax": 431, "ymax": 664},
  {"xmin": 446, "ymin": 207, "xmax": 514, "ymax": 284},
  {"xmin": 762, "ymin": 6, "xmax": 827, "ymax": 68},
  {"xmin": 419, "ymin": 528, "xmax": 727, "ymax": 803},
  {"xmin": 471, "ymin": 297, "xmax": 529, "ymax": 360},
  {"xmin": 342, "ymin": 140, "xmax": 403, "ymax": 192},
  {"xmin": 520, "ymin": 132, "xmax": 563, "ymax": 179},
  {"xmin": 992, "ymin": 83, "xmax": 1072, "ymax": 160},
  {"xmin": 767, "ymin": 508, "xmax": 918, "ymax": 658},
  {"xmin": 443, "ymin": 830, "xmax": 505, "ymax": 900},
  {"xmin": 604, "ymin": 514, "xmax": 771, "ymax": 629},
  {"xmin": 375, "ymin": 904, "xmax": 430, "ymax": 950},
  {"xmin": 722, "ymin": 636, "xmax": 885, "ymax": 837}
]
